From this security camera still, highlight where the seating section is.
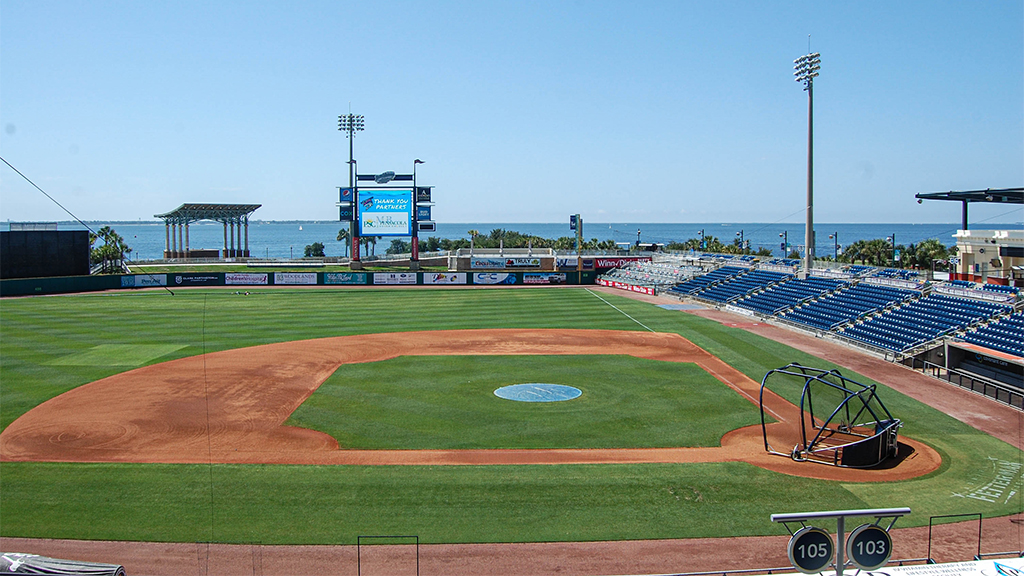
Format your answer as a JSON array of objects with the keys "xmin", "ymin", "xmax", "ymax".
[
  {"xmin": 781, "ymin": 283, "xmax": 916, "ymax": 331},
  {"xmin": 601, "ymin": 261, "xmax": 699, "ymax": 287},
  {"xmin": 664, "ymin": 257, "xmax": 1021, "ymax": 357},
  {"xmin": 874, "ymin": 268, "xmax": 919, "ymax": 280},
  {"xmin": 734, "ymin": 277, "xmax": 848, "ymax": 316},
  {"xmin": 840, "ymin": 294, "xmax": 1011, "ymax": 352},
  {"xmin": 846, "ymin": 265, "xmax": 874, "ymax": 277},
  {"xmin": 694, "ymin": 270, "xmax": 793, "ymax": 304},
  {"xmin": 980, "ymin": 284, "xmax": 1020, "ymax": 296},
  {"xmin": 960, "ymin": 312, "xmax": 1024, "ymax": 358},
  {"xmin": 667, "ymin": 266, "xmax": 747, "ymax": 296}
]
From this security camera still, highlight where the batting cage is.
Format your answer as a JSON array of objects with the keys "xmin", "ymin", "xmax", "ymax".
[{"xmin": 760, "ymin": 363, "xmax": 902, "ymax": 468}]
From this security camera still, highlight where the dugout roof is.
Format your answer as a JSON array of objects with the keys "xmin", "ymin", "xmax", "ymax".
[{"xmin": 155, "ymin": 203, "xmax": 262, "ymax": 224}]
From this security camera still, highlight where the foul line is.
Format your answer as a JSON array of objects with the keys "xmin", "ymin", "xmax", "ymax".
[{"xmin": 586, "ymin": 289, "xmax": 655, "ymax": 332}]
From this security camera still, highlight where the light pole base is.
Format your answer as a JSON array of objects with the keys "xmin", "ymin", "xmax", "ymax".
[
  {"xmin": 350, "ymin": 260, "xmax": 363, "ymax": 271},
  {"xmin": 409, "ymin": 261, "xmax": 420, "ymax": 271}
]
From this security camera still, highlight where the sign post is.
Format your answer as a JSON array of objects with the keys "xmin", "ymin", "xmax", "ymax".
[{"xmin": 772, "ymin": 507, "xmax": 909, "ymax": 576}]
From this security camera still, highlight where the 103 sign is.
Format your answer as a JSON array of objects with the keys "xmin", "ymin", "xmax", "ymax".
[{"xmin": 846, "ymin": 524, "xmax": 892, "ymax": 570}]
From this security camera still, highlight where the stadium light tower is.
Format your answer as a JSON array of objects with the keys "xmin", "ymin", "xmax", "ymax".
[
  {"xmin": 794, "ymin": 51, "xmax": 821, "ymax": 277},
  {"xmin": 339, "ymin": 114, "xmax": 365, "ymax": 264},
  {"xmin": 411, "ymin": 159, "xmax": 425, "ymax": 268}
]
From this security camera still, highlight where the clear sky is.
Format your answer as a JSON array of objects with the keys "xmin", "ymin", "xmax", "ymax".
[{"xmin": 1, "ymin": 0, "xmax": 1021, "ymax": 225}]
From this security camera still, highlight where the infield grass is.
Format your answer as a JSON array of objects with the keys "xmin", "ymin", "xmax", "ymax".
[
  {"xmin": 289, "ymin": 355, "xmax": 759, "ymax": 449},
  {"xmin": 2, "ymin": 287, "xmax": 1022, "ymax": 545}
]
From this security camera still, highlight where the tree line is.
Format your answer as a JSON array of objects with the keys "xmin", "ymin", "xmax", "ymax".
[{"xmin": 84, "ymin": 225, "xmax": 957, "ymax": 271}]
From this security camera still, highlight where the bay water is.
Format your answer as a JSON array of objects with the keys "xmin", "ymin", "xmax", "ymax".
[{"xmin": 2, "ymin": 221, "xmax": 970, "ymax": 261}]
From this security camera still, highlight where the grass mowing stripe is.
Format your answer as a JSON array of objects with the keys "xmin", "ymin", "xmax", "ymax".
[{"xmin": 0, "ymin": 461, "xmax": 865, "ymax": 544}]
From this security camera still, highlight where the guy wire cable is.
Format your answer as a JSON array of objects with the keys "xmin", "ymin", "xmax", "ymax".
[{"xmin": 0, "ymin": 155, "xmax": 174, "ymax": 294}]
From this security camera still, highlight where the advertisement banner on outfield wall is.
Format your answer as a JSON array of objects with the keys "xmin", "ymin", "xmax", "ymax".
[
  {"xmin": 524, "ymin": 273, "xmax": 567, "ymax": 284},
  {"xmin": 324, "ymin": 272, "xmax": 367, "ymax": 285},
  {"xmin": 471, "ymin": 257, "xmax": 542, "ymax": 269},
  {"xmin": 274, "ymin": 272, "xmax": 317, "ymax": 285},
  {"xmin": 225, "ymin": 273, "xmax": 268, "ymax": 285},
  {"xmin": 122, "ymin": 274, "xmax": 168, "ymax": 288},
  {"xmin": 503, "ymin": 258, "xmax": 541, "ymax": 268},
  {"xmin": 373, "ymin": 272, "xmax": 418, "ymax": 285},
  {"xmin": 173, "ymin": 274, "xmax": 222, "ymax": 286},
  {"xmin": 470, "ymin": 258, "xmax": 506, "ymax": 269},
  {"xmin": 473, "ymin": 273, "xmax": 517, "ymax": 285},
  {"xmin": 424, "ymin": 272, "xmax": 467, "ymax": 285}
]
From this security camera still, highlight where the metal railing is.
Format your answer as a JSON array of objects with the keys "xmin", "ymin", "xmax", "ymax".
[{"xmin": 901, "ymin": 358, "xmax": 1024, "ymax": 409}]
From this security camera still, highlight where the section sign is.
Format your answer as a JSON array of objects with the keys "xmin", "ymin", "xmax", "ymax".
[{"xmin": 358, "ymin": 190, "xmax": 412, "ymax": 236}]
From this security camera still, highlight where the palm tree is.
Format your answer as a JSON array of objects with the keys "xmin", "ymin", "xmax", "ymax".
[
  {"xmin": 909, "ymin": 238, "xmax": 950, "ymax": 269},
  {"xmin": 468, "ymin": 229, "xmax": 479, "ymax": 253},
  {"xmin": 336, "ymin": 229, "xmax": 350, "ymax": 258}
]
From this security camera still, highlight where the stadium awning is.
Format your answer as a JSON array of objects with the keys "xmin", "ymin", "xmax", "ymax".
[{"xmin": 915, "ymin": 188, "xmax": 1022, "ymax": 230}]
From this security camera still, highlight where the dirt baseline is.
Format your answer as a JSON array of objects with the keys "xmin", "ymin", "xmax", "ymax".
[{"xmin": 0, "ymin": 329, "xmax": 939, "ymax": 481}]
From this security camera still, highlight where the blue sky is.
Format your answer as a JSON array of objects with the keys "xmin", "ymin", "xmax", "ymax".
[{"xmin": 1, "ymin": 0, "xmax": 1021, "ymax": 224}]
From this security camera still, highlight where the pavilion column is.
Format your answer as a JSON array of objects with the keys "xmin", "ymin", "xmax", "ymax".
[
  {"xmin": 172, "ymin": 223, "xmax": 178, "ymax": 257},
  {"xmin": 164, "ymin": 222, "xmax": 171, "ymax": 258},
  {"xmin": 223, "ymin": 221, "xmax": 229, "ymax": 258},
  {"xmin": 244, "ymin": 217, "xmax": 250, "ymax": 257},
  {"xmin": 229, "ymin": 220, "xmax": 236, "ymax": 257},
  {"xmin": 185, "ymin": 223, "xmax": 190, "ymax": 257},
  {"xmin": 177, "ymin": 223, "xmax": 183, "ymax": 258}
]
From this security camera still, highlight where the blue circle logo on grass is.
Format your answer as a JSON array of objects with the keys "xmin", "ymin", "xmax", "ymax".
[{"xmin": 494, "ymin": 384, "xmax": 582, "ymax": 403}]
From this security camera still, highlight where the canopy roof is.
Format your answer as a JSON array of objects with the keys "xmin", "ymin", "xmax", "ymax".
[
  {"xmin": 155, "ymin": 203, "xmax": 261, "ymax": 223},
  {"xmin": 915, "ymin": 188, "xmax": 1022, "ymax": 204},
  {"xmin": 914, "ymin": 188, "xmax": 1021, "ymax": 230}
]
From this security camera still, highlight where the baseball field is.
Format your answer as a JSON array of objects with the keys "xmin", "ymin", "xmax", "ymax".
[{"xmin": 1, "ymin": 286, "xmax": 1021, "ymax": 549}]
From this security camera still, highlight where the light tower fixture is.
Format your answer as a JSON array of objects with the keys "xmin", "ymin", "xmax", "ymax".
[
  {"xmin": 338, "ymin": 114, "xmax": 365, "ymax": 189},
  {"xmin": 339, "ymin": 114, "xmax": 365, "ymax": 265},
  {"xmin": 794, "ymin": 51, "xmax": 821, "ymax": 277}
]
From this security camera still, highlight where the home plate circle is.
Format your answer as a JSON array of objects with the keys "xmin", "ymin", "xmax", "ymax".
[{"xmin": 494, "ymin": 383, "xmax": 582, "ymax": 402}]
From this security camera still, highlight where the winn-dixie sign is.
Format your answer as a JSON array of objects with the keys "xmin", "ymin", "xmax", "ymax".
[
  {"xmin": 358, "ymin": 190, "xmax": 412, "ymax": 236},
  {"xmin": 595, "ymin": 257, "xmax": 652, "ymax": 269}
]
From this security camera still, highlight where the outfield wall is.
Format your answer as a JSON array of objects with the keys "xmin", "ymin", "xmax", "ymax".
[{"xmin": 0, "ymin": 270, "xmax": 598, "ymax": 297}]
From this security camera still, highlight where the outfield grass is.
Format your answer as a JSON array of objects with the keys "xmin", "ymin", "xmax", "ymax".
[{"xmin": 1, "ymin": 287, "xmax": 1022, "ymax": 545}]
